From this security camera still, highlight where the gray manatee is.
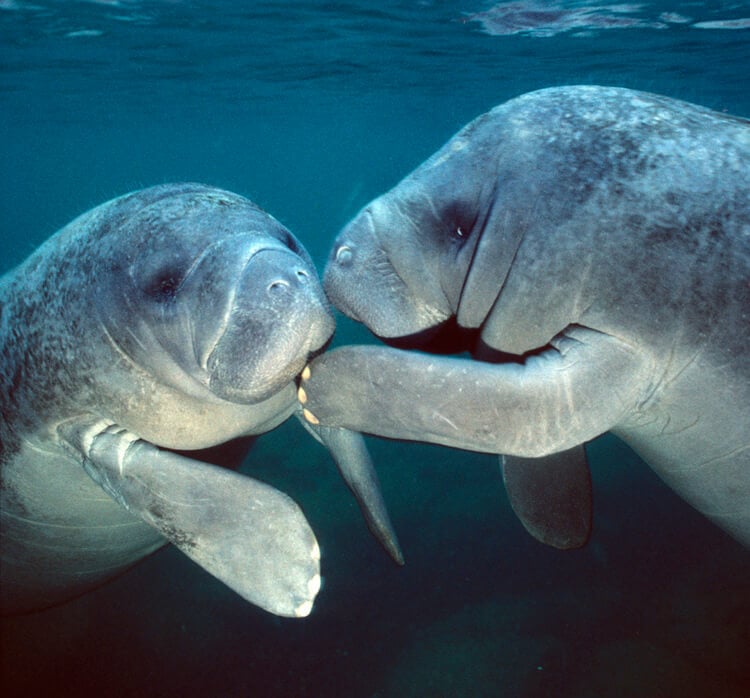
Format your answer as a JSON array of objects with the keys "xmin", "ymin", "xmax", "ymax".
[
  {"xmin": 299, "ymin": 86, "xmax": 750, "ymax": 550},
  {"xmin": 0, "ymin": 183, "xmax": 400, "ymax": 618}
]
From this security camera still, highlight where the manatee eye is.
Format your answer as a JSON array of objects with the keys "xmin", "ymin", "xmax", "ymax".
[
  {"xmin": 449, "ymin": 224, "xmax": 469, "ymax": 246},
  {"xmin": 144, "ymin": 271, "xmax": 181, "ymax": 301},
  {"xmin": 444, "ymin": 201, "xmax": 476, "ymax": 247},
  {"xmin": 450, "ymin": 213, "xmax": 476, "ymax": 246}
]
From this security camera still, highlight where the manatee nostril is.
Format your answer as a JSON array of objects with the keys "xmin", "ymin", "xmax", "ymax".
[
  {"xmin": 266, "ymin": 266, "xmax": 310, "ymax": 296},
  {"xmin": 335, "ymin": 244, "xmax": 353, "ymax": 266},
  {"xmin": 267, "ymin": 279, "xmax": 290, "ymax": 295}
]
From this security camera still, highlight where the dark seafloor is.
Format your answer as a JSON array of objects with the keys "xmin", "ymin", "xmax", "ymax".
[{"xmin": 1, "ymin": 2, "xmax": 749, "ymax": 696}]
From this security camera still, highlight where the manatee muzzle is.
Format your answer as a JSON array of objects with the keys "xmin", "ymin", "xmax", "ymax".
[
  {"xmin": 324, "ymin": 234, "xmax": 449, "ymax": 340},
  {"xmin": 205, "ymin": 247, "xmax": 334, "ymax": 403}
]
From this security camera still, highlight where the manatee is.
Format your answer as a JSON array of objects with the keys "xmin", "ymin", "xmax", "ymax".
[
  {"xmin": 298, "ymin": 86, "xmax": 750, "ymax": 550},
  {"xmin": 0, "ymin": 183, "xmax": 400, "ymax": 618}
]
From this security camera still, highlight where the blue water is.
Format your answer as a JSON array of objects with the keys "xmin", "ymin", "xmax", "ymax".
[{"xmin": 1, "ymin": 2, "xmax": 749, "ymax": 696}]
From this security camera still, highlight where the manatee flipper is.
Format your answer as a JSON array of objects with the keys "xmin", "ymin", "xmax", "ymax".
[
  {"xmin": 299, "ymin": 326, "xmax": 647, "ymax": 456},
  {"xmin": 501, "ymin": 445, "xmax": 592, "ymax": 550},
  {"xmin": 298, "ymin": 414, "xmax": 404, "ymax": 565},
  {"xmin": 61, "ymin": 421, "xmax": 321, "ymax": 618}
]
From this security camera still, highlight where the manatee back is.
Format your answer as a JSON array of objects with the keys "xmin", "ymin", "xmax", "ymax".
[{"xmin": 480, "ymin": 86, "xmax": 750, "ymax": 361}]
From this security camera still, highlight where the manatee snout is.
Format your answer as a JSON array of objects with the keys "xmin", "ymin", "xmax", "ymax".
[
  {"xmin": 323, "ymin": 207, "xmax": 403, "ymax": 330},
  {"xmin": 242, "ymin": 247, "xmax": 334, "ymax": 345},
  {"xmin": 208, "ymin": 246, "xmax": 335, "ymax": 403},
  {"xmin": 323, "ymin": 237, "xmax": 362, "ymax": 322},
  {"xmin": 325, "ymin": 203, "xmax": 452, "ymax": 339}
]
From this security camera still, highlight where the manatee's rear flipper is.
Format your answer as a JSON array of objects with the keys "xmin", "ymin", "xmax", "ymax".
[
  {"xmin": 60, "ymin": 422, "xmax": 321, "ymax": 618},
  {"xmin": 501, "ymin": 445, "xmax": 592, "ymax": 550},
  {"xmin": 298, "ymin": 415, "xmax": 404, "ymax": 565}
]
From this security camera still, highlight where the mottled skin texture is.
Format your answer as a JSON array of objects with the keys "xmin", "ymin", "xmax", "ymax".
[
  {"xmin": 1, "ymin": 184, "xmax": 333, "ymax": 616},
  {"xmin": 300, "ymin": 86, "xmax": 750, "ymax": 548}
]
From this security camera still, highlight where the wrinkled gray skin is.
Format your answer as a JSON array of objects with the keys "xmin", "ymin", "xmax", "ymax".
[
  {"xmin": 0, "ymin": 183, "xmax": 387, "ymax": 618},
  {"xmin": 301, "ymin": 86, "xmax": 750, "ymax": 549}
]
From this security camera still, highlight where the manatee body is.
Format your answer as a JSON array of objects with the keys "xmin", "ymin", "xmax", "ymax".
[
  {"xmin": 0, "ymin": 183, "xmax": 337, "ymax": 617},
  {"xmin": 300, "ymin": 86, "xmax": 750, "ymax": 549}
]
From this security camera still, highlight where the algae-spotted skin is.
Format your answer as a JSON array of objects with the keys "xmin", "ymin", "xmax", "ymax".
[
  {"xmin": 1, "ymin": 183, "xmax": 333, "ymax": 617},
  {"xmin": 303, "ymin": 86, "xmax": 750, "ymax": 550}
]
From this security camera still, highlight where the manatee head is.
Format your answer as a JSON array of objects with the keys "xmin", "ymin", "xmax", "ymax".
[
  {"xmin": 324, "ymin": 93, "xmax": 593, "ymax": 346},
  {"xmin": 89, "ymin": 184, "xmax": 334, "ymax": 404},
  {"xmin": 323, "ymin": 111, "xmax": 515, "ymax": 342}
]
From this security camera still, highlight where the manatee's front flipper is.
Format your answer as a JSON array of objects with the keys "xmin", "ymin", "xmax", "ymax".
[
  {"xmin": 297, "ymin": 413, "xmax": 404, "ymax": 565},
  {"xmin": 60, "ymin": 421, "xmax": 321, "ymax": 618},
  {"xmin": 501, "ymin": 445, "xmax": 592, "ymax": 549},
  {"xmin": 298, "ymin": 326, "xmax": 649, "ymax": 456}
]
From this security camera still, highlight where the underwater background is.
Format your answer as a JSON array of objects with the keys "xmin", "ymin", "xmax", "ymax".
[{"xmin": 1, "ymin": 1, "xmax": 749, "ymax": 696}]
